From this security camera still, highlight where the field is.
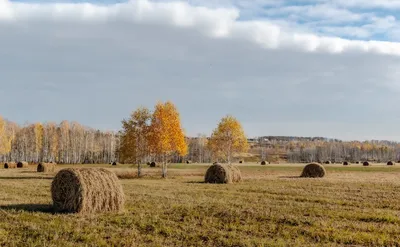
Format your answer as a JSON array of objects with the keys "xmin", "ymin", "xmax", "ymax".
[{"xmin": 1, "ymin": 163, "xmax": 400, "ymax": 246}]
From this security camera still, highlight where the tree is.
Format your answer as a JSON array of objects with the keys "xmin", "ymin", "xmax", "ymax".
[
  {"xmin": 119, "ymin": 107, "xmax": 151, "ymax": 177},
  {"xmin": 148, "ymin": 101, "xmax": 187, "ymax": 178},
  {"xmin": 208, "ymin": 115, "xmax": 248, "ymax": 164}
]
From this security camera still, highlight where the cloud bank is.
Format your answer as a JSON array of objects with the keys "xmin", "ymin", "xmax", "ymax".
[
  {"xmin": 1, "ymin": 0, "xmax": 400, "ymax": 56},
  {"xmin": 1, "ymin": 0, "xmax": 400, "ymax": 140}
]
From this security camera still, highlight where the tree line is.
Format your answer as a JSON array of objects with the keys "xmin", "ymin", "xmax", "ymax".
[
  {"xmin": 3, "ymin": 101, "xmax": 399, "ymax": 176},
  {"xmin": 0, "ymin": 117, "xmax": 118, "ymax": 164}
]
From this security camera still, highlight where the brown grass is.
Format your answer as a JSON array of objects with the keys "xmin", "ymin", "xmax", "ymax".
[
  {"xmin": 17, "ymin": 161, "xmax": 29, "ymax": 168},
  {"xmin": 300, "ymin": 163, "xmax": 326, "ymax": 178},
  {"xmin": 4, "ymin": 162, "xmax": 17, "ymax": 169},
  {"xmin": 51, "ymin": 168, "xmax": 125, "ymax": 214},
  {"xmin": 204, "ymin": 163, "xmax": 242, "ymax": 184},
  {"xmin": 114, "ymin": 170, "xmax": 138, "ymax": 179},
  {"xmin": 37, "ymin": 163, "xmax": 55, "ymax": 173}
]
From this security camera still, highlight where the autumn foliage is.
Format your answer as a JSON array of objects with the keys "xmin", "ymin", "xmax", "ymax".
[{"xmin": 208, "ymin": 115, "xmax": 249, "ymax": 164}]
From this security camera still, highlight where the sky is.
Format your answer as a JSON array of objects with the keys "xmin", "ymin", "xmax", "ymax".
[{"xmin": 1, "ymin": 0, "xmax": 400, "ymax": 141}]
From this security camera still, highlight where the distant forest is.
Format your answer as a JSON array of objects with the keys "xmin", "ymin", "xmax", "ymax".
[{"xmin": 1, "ymin": 116, "xmax": 399, "ymax": 164}]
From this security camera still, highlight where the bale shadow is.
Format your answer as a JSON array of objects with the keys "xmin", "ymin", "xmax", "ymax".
[
  {"xmin": 278, "ymin": 176, "xmax": 301, "ymax": 179},
  {"xmin": 0, "ymin": 176, "xmax": 53, "ymax": 180},
  {"xmin": 0, "ymin": 204, "xmax": 54, "ymax": 213},
  {"xmin": 186, "ymin": 181, "xmax": 205, "ymax": 184},
  {"xmin": 20, "ymin": 171, "xmax": 37, "ymax": 174}
]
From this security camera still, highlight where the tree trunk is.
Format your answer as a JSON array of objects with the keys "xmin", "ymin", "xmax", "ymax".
[{"xmin": 137, "ymin": 163, "xmax": 142, "ymax": 178}]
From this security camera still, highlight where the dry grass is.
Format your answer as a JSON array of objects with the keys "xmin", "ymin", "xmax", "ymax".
[
  {"xmin": 2, "ymin": 163, "xmax": 400, "ymax": 246},
  {"xmin": 51, "ymin": 168, "xmax": 125, "ymax": 214},
  {"xmin": 301, "ymin": 163, "xmax": 326, "ymax": 178},
  {"xmin": 204, "ymin": 163, "xmax": 242, "ymax": 184},
  {"xmin": 114, "ymin": 170, "xmax": 138, "ymax": 179},
  {"xmin": 17, "ymin": 161, "xmax": 29, "ymax": 168},
  {"xmin": 37, "ymin": 163, "xmax": 56, "ymax": 173},
  {"xmin": 4, "ymin": 162, "xmax": 17, "ymax": 169}
]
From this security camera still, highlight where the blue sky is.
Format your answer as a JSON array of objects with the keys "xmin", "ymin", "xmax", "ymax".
[{"xmin": 2, "ymin": 0, "xmax": 400, "ymax": 140}]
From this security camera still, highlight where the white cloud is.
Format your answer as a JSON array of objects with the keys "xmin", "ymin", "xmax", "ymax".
[
  {"xmin": 1, "ymin": 0, "xmax": 400, "ymax": 55},
  {"xmin": 1, "ymin": 0, "xmax": 400, "ymax": 140}
]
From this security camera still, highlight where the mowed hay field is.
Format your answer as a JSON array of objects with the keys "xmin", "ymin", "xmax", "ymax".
[{"xmin": 1, "ymin": 163, "xmax": 400, "ymax": 246}]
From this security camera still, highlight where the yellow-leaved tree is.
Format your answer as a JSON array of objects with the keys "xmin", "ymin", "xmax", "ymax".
[
  {"xmin": 148, "ymin": 101, "xmax": 187, "ymax": 178},
  {"xmin": 119, "ymin": 106, "xmax": 151, "ymax": 177},
  {"xmin": 208, "ymin": 115, "xmax": 249, "ymax": 164}
]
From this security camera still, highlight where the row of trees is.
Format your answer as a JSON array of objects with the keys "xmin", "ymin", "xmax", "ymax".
[
  {"xmin": 0, "ymin": 116, "xmax": 118, "ymax": 164},
  {"xmin": 286, "ymin": 140, "xmax": 400, "ymax": 163},
  {"xmin": 118, "ymin": 102, "xmax": 249, "ymax": 177}
]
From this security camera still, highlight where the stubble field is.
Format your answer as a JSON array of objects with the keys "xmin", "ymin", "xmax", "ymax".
[{"xmin": 1, "ymin": 163, "xmax": 400, "ymax": 246}]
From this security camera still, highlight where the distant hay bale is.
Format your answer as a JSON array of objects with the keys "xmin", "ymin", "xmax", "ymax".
[
  {"xmin": 4, "ymin": 162, "xmax": 17, "ymax": 169},
  {"xmin": 150, "ymin": 162, "xmax": 156, "ymax": 167},
  {"xmin": 17, "ymin": 161, "xmax": 29, "ymax": 168},
  {"xmin": 37, "ymin": 163, "xmax": 56, "ymax": 173},
  {"xmin": 301, "ymin": 163, "xmax": 326, "ymax": 178},
  {"xmin": 343, "ymin": 161, "xmax": 349, "ymax": 166},
  {"xmin": 51, "ymin": 168, "xmax": 125, "ymax": 214},
  {"xmin": 324, "ymin": 161, "xmax": 331, "ymax": 164},
  {"xmin": 186, "ymin": 160, "xmax": 191, "ymax": 164},
  {"xmin": 387, "ymin": 161, "xmax": 394, "ymax": 166},
  {"xmin": 356, "ymin": 161, "xmax": 360, "ymax": 164},
  {"xmin": 261, "ymin": 161, "xmax": 267, "ymax": 165},
  {"xmin": 239, "ymin": 160, "xmax": 243, "ymax": 164},
  {"xmin": 112, "ymin": 162, "xmax": 117, "ymax": 166},
  {"xmin": 363, "ymin": 161, "xmax": 370, "ymax": 166},
  {"xmin": 204, "ymin": 163, "xmax": 242, "ymax": 184}
]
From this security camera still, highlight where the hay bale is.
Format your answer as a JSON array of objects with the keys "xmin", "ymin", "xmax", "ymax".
[
  {"xmin": 17, "ymin": 161, "xmax": 29, "ymax": 168},
  {"xmin": 150, "ymin": 162, "xmax": 156, "ymax": 167},
  {"xmin": 363, "ymin": 161, "xmax": 370, "ymax": 166},
  {"xmin": 112, "ymin": 162, "xmax": 117, "ymax": 166},
  {"xmin": 387, "ymin": 161, "xmax": 394, "ymax": 166},
  {"xmin": 4, "ymin": 162, "xmax": 16, "ymax": 169},
  {"xmin": 37, "ymin": 163, "xmax": 56, "ymax": 173},
  {"xmin": 186, "ymin": 160, "xmax": 191, "ymax": 164},
  {"xmin": 355, "ymin": 161, "xmax": 360, "ymax": 164},
  {"xmin": 301, "ymin": 163, "xmax": 326, "ymax": 178},
  {"xmin": 204, "ymin": 163, "xmax": 242, "ymax": 184},
  {"xmin": 261, "ymin": 161, "xmax": 267, "ymax": 165},
  {"xmin": 51, "ymin": 168, "xmax": 125, "ymax": 214},
  {"xmin": 324, "ymin": 161, "xmax": 331, "ymax": 164},
  {"xmin": 343, "ymin": 161, "xmax": 349, "ymax": 166},
  {"xmin": 239, "ymin": 160, "xmax": 243, "ymax": 164}
]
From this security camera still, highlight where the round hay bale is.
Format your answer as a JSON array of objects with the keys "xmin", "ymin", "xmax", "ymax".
[
  {"xmin": 51, "ymin": 168, "xmax": 125, "ymax": 214},
  {"xmin": 239, "ymin": 160, "xmax": 243, "ymax": 164},
  {"xmin": 17, "ymin": 161, "xmax": 29, "ymax": 168},
  {"xmin": 343, "ymin": 161, "xmax": 349, "ymax": 166},
  {"xmin": 387, "ymin": 161, "xmax": 394, "ymax": 166},
  {"xmin": 363, "ymin": 161, "xmax": 370, "ymax": 166},
  {"xmin": 186, "ymin": 160, "xmax": 191, "ymax": 164},
  {"xmin": 150, "ymin": 162, "xmax": 156, "ymax": 167},
  {"xmin": 112, "ymin": 162, "xmax": 117, "ymax": 166},
  {"xmin": 355, "ymin": 161, "xmax": 360, "ymax": 164},
  {"xmin": 4, "ymin": 162, "xmax": 17, "ymax": 169},
  {"xmin": 261, "ymin": 161, "xmax": 267, "ymax": 165},
  {"xmin": 324, "ymin": 161, "xmax": 331, "ymax": 164},
  {"xmin": 37, "ymin": 163, "xmax": 56, "ymax": 173},
  {"xmin": 204, "ymin": 163, "xmax": 242, "ymax": 184},
  {"xmin": 301, "ymin": 163, "xmax": 326, "ymax": 178}
]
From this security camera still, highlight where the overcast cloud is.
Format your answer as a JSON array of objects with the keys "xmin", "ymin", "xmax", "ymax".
[{"xmin": 1, "ymin": 0, "xmax": 400, "ymax": 141}]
